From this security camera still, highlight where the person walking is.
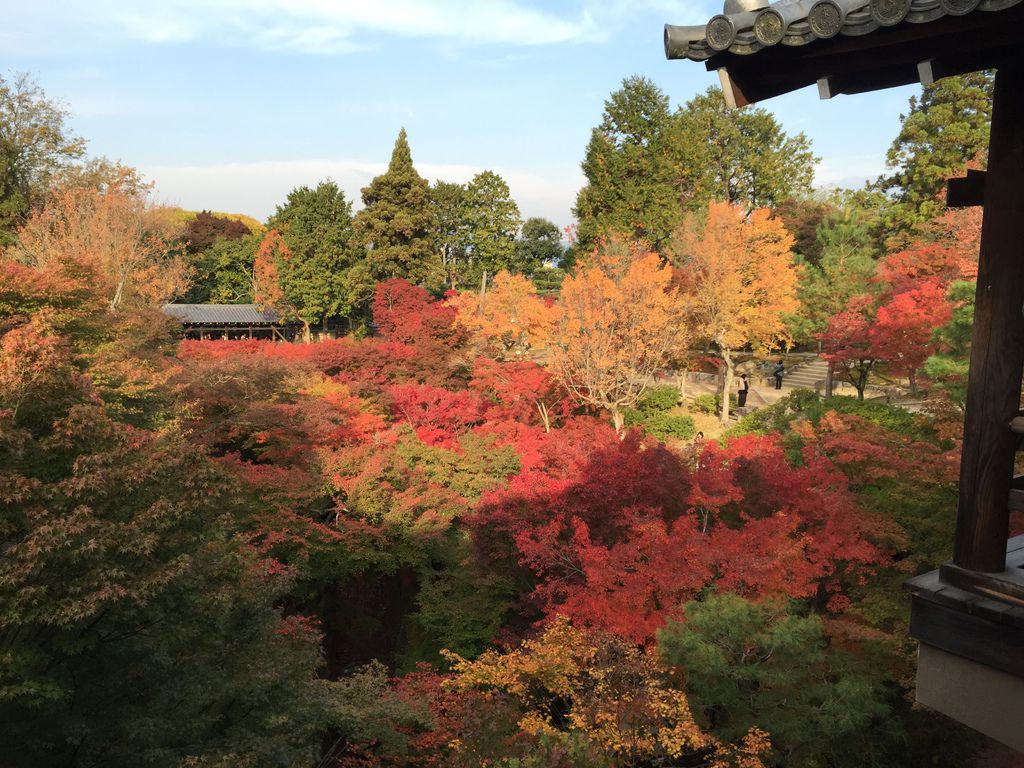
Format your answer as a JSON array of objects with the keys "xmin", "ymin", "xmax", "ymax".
[
  {"xmin": 737, "ymin": 373, "xmax": 749, "ymax": 407},
  {"xmin": 773, "ymin": 360, "xmax": 784, "ymax": 390}
]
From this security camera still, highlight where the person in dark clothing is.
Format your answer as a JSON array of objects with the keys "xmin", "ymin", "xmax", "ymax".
[
  {"xmin": 737, "ymin": 373, "xmax": 749, "ymax": 407},
  {"xmin": 773, "ymin": 360, "xmax": 784, "ymax": 390}
]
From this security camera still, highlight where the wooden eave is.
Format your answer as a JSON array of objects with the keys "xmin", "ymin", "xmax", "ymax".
[{"xmin": 702, "ymin": 2, "xmax": 1024, "ymax": 104}]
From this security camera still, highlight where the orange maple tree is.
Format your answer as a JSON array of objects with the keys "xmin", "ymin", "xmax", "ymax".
[
  {"xmin": 450, "ymin": 270, "xmax": 558, "ymax": 359},
  {"xmin": 549, "ymin": 239, "xmax": 691, "ymax": 434},
  {"xmin": 670, "ymin": 202, "xmax": 800, "ymax": 423},
  {"xmin": 10, "ymin": 186, "xmax": 189, "ymax": 311}
]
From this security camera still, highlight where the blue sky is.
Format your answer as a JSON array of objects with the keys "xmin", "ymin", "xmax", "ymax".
[{"xmin": 4, "ymin": 0, "xmax": 917, "ymax": 229}]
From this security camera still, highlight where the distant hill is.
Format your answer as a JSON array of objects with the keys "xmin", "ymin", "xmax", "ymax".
[{"xmin": 165, "ymin": 208, "xmax": 265, "ymax": 234}]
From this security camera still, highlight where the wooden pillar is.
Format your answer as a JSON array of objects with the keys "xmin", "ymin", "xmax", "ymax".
[{"xmin": 954, "ymin": 65, "xmax": 1024, "ymax": 572}]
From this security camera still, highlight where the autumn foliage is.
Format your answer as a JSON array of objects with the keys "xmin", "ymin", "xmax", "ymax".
[
  {"xmin": 821, "ymin": 241, "xmax": 958, "ymax": 398},
  {"xmin": 548, "ymin": 240, "xmax": 690, "ymax": 433},
  {"xmin": 10, "ymin": 186, "xmax": 190, "ymax": 310},
  {"xmin": 0, "ymin": 72, "xmax": 993, "ymax": 768},
  {"xmin": 671, "ymin": 202, "xmax": 800, "ymax": 422}
]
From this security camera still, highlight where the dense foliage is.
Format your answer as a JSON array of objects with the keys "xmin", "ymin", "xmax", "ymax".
[{"xmin": 0, "ymin": 70, "xmax": 999, "ymax": 767}]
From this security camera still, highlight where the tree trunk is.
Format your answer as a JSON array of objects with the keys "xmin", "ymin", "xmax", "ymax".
[
  {"xmin": 479, "ymin": 270, "xmax": 489, "ymax": 309},
  {"xmin": 720, "ymin": 350, "xmax": 734, "ymax": 425},
  {"xmin": 908, "ymin": 368, "xmax": 918, "ymax": 397},
  {"xmin": 611, "ymin": 408, "xmax": 625, "ymax": 437},
  {"xmin": 824, "ymin": 360, "xmax": 834, "ymax": 398},
  {"xmin": 537, "ymin": 401, "xmax": 551, "ymax": 433},
  {"xmin": 110, "ymin": 274, "xmax": 127, "ymax": 311},
  {"xmin": 675, "ymin": 371, "xmax": 688, "ymax": 403},
  {"xmin": 302, "ymin": 320, "xmax": 312, "ymax": 344}
]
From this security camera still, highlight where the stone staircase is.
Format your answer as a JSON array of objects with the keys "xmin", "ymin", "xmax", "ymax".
[{"xmin": 781, "ymin": 357, "xmax": 829, "ymax": 390}]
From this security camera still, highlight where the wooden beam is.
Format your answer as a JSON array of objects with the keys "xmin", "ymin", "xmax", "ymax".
[
  {"xmin": 717, "ymin": 67, "xmax": 751, "ymax": 108},
  {"xmin": 947, "ymin": 169, "xmax": 987, "ymax": 208},
  {"xmin": 953, "ymin": 65, "xmax": 1024, "ymax": 573}
]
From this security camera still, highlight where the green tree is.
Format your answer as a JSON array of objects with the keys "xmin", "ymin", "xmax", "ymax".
[
  {"xmin": 184, "ymin": 231, "xmax": 261, "ymax": 304},
  {"xmin": 676, "ymin": 87, "xmax": 817, "ymax": 215},
  {"xmin": 514, "ymin": 216, "xmax": 564, "ymax": 274},
  {"xmin": 573, "ymin": 75, "xmax": 683, "ymax": 253},
  {"xmin": 353, "ymin": 128, "xmax": 436, "ymax": 284},
  {"xmin": 465, "ymin": 170, "xmax": 522, "ymax": 292},
  {"xmin": 789, "ymin": 205, "xmax": 878, "ymax": 345},
  {"xmin": 267, "ymin": 180, "xmax": 372, "ymax": 339},
  {"xmin": 0, "ymin": 72, "xmax": 87, "ymax": 245},
  {"xmin": 658, "ymin": 594, "xmax": 889, "ymax": 768},
  {"xmin": 430, "ymin": 179, "xmax": 471, "ymax": 289},
  {"xmin": 883, "ymin": 72, "xmax": 993, "ymax": 236},
  {"xmin": 922, "ymin": 279, "xmax": 975, "ymax": 408}
]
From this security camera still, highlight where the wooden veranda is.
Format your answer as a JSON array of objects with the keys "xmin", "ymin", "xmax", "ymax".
[
  {"xmin": 667, "ymin": 0, "xmax": 1024, "ymax": 750},
  {"xmin": 162, "ymin": 304, "xmax": 299, "ymax": 341}
]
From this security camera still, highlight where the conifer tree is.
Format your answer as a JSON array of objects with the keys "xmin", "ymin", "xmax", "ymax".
[
  {"xmin": 465, "ymin": 170, "xmax": 521, "ymax": 292},
  {"xmin": 573, "ymin": 76, "xmax": 681, "ymax": 253},
  {"xmin": 267, "ymin": 180, "xmax": 371, "ymax": 339},
  {"xmin": 353, "ymin": 129, "xmax": 435, "ymax": 284},
  {"xmin": 883, "ymin": 72, "xmax": 993, "ymax": 235}
]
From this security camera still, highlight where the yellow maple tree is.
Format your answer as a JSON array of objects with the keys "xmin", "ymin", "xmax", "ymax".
[
  {"xmin": 549, "ymin": 238, "xmax": 692, "ymax": 434},
  {"xmin": 449, "ymin": 270, "xmax": 558, "ymax": 359},
  {"xmin": 442, "ymin": 616, "xmax": 770, "ymax": 768},
  {"xmin": 670, "ymin": 201, "xmax": 800, "ymax": 423},
  {"xmin": 11, "ymin": 186, "xmax": 189, "ymax": 312}
]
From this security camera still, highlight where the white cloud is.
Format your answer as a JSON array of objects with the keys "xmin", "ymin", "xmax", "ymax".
[
  {"xmin": 7, "ymin": 0, "xmax": 710, "ymax": 56},
  {"xmin": 71, "ymin": 0, "xmax": 606, "ymax": 53},
  {"xmin": 815, "ymin": 153, "xmax": 886, "ymax": 189},
  {"xmin": 141, "ymin": 158, "xmax": 584, "ymax": 228}
]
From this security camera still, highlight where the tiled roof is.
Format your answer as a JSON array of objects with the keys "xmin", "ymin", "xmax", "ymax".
[
  {"xmin": 665, "ymin": 0, "xmax": 1023, "ymax": 61},
  {"xmin": 162, "ymin": 304, "xmax": 281, "ymax": 324}
]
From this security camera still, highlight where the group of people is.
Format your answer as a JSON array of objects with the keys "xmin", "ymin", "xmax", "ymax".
[{"xmin": 734, "ymin": 360, "xmax": 786, "ymax": 409}]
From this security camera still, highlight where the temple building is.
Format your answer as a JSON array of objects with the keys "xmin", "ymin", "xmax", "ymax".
[
  {"xmin": 667, "ymin": 0, "xmax": 1024, "ymax": 751},
  {"xmin": 162, "ymin": 304, "xmax": 299, "ymax": 341}
]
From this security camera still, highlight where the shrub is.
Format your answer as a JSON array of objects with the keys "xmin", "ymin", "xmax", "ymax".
[
  {"xmin": 640, "ymin": 411, "xmax": 696, "ymax": 441},
  {"xmin": 635, "ymin": 385, "xmax": 680, "ymax": 413},
  {"xmin": 690, "ymin": 392, "xmax": 736, "ymax": 415},
  {"xmin": 691, "ymin": 394, "xmax": 717, "ymax": 414},
  {"xmin": 729, "ymin": 390, "xmax": 933, "ymax": 442}
]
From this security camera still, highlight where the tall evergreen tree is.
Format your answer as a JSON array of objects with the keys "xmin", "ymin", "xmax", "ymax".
[
  {"xmin": 267, "ymin": 180, "xmax": 371, "ymax": 339},
  {"xmin": 676, "ymin": 87, "xmax": 817, "ymax": 215},
  {"xmin": 574, "ymin": 79, "xmax": 816, "ymax": 256},
  {"xmin": 430, "ymin": 180, "xmax": 471, "ymax": 289},
  {"xmin": 465, "ymin": 170, "xmax": 522, "ymax": 291},
  {"xmin": 883, "ymin": 72, "xmax": 993, "ymax": 234},
  {"xmin": 573, "ymin": 76, "xmax": 682, "ymax": 253},
  {"xmin": 353, "ymin": 129, "xmax": 435, "ymax": 284}
]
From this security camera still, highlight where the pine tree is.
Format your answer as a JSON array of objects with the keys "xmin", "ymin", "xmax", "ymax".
[
  {"xmin": 883, "ymin": 72, "xmax": 993, "ymax": 234},
  {"xmin": 353, "ymin": 128, "xmax": 436, "ymax": 284}
]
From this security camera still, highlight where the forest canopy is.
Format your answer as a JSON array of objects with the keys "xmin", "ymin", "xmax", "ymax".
[{"xmin": 0, "ymin": 70, "xmax": 1001, "ymax": 767}]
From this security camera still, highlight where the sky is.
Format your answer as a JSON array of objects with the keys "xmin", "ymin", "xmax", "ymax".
[{"xmin": 3, "ymin": 0, "xmax": 919, "ymax": 230}]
